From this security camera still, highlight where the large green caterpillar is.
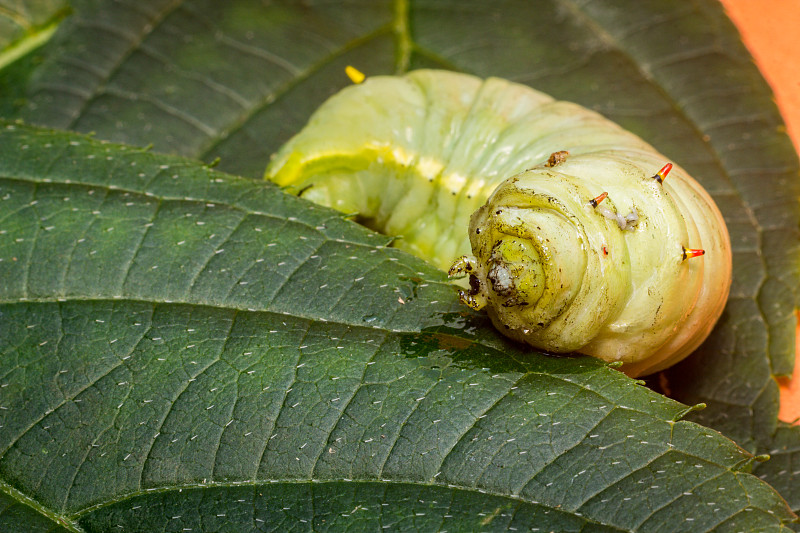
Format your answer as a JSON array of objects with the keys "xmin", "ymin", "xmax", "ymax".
[{"xmin": 265, "ymin": 69, "xmax": 732, "ymax": 377}]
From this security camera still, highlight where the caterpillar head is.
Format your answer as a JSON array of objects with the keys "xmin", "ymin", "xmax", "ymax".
[
  {"xmin": 450, "ymin": 164, "xmax": 618, "ymax": 354},
  {"xmin": 449, "ymin": 153, "xmax": 731, "ymax": 377}
]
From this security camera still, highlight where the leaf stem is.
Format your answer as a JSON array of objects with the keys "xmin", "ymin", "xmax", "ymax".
[
  {"xmin": 393, "ymin": 0, "xmax": 411, "ymax": 74},
  {"xmin": 0, "ymin": 11, "xmax": 67, "ymax": 71}
]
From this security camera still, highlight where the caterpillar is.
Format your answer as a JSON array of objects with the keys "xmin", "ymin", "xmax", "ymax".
[{"xmin": 265, "ymin": 69, "xmax": 732, "ymax": 377}]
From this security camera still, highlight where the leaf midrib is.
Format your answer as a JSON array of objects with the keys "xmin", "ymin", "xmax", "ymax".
[{"xmin": 0, "ymin": 479, "xmax": 84, "ymax": 533}]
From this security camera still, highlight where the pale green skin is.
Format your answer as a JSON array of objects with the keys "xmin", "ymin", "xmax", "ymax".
[{"xmin": 265, "ymin": 70, "xmax": 732, "ymax": 377}]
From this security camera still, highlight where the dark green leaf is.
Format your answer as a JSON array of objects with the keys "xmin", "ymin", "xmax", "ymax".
[
  {"xmin": 2, "ymin": 0, "xmax": 799, "ymax": 525},
  {"xmin": 77, "ymin": 481, "xmax": 624, "ymax": 533},
  {"xmin": 5, "ymin": 0, "xmax": 798, "ymax": 454},
  {"xmin": 754, "ymin": 424, "xmax": 800, "ymax": 515},
  {"xmin": 0, "ymin": 122, "xmax": 795, "ymax": 530}
]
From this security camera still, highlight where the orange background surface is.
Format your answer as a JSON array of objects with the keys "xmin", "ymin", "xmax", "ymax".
[{"xmin": 719, "ymin": 0, "xmax": 800, "ymax": 424}]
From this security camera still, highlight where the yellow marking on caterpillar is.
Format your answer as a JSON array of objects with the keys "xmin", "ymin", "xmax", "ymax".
[
  {"xmin": 345, "ymin": 66, "xmax": 366, "ymax": 84},
  {"xmin": 416, "ymin": 157, "xmax": 444, "ymax": 180}
]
